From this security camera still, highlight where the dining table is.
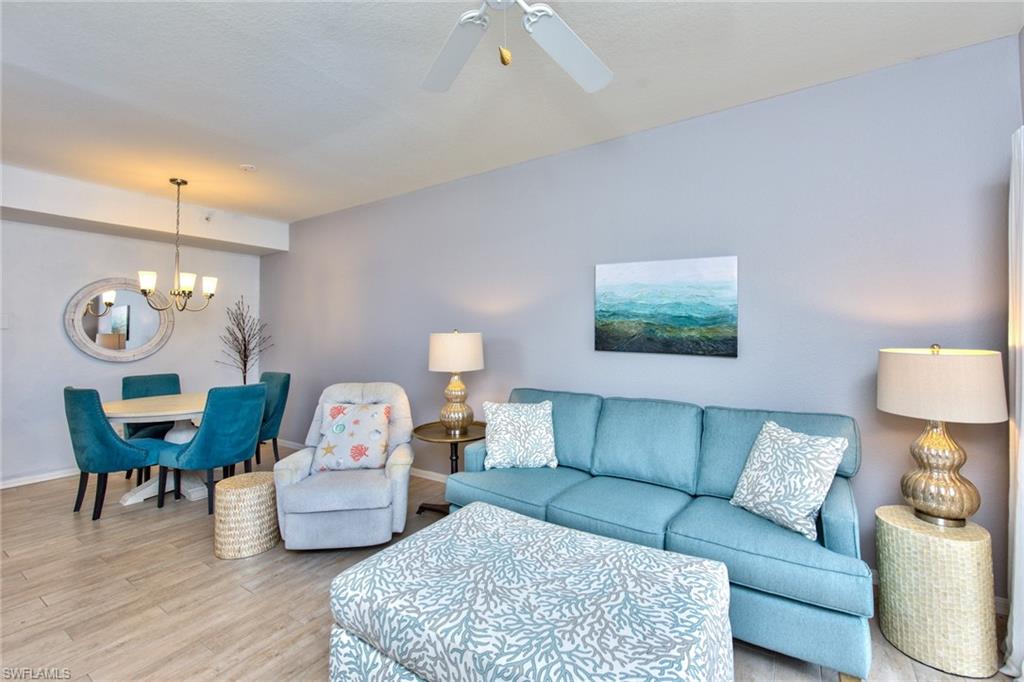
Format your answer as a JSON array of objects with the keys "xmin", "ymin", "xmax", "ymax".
[{"xmin": 102, "ymin": 392, "xmax": 209, "ymax": 506}]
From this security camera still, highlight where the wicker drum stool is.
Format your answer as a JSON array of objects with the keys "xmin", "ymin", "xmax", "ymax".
[
  {"xmin": 876, "ymin": 505, "xmax": 997, "ymax": 677},
  {"xmin": 214, "ymin": 472, "xmax": 280, "ymax": 560}
]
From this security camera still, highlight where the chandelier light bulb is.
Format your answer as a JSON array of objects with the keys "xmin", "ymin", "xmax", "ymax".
[
  {"xmin": 202, "ymin": 276, "xmax": 218, "ymax": 297},
  {"xmin": 138, "ymin": 271, "xmax": 158, "ymax": 294},
  {"xmin": 178, "ymin": 272, "xmax": 197, "ymax": 294}
]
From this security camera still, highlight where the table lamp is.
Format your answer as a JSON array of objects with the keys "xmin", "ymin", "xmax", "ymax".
[
  {"xmin": 877, "ymin": 345, "xmax": 1008, "ymax": 527},
  {"xmin": 428, "ymin": 331, "xmax": 484, "ymax": 436}
]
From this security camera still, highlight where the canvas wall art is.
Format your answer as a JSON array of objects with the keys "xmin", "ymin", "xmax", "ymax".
[{"xmin": 595, "ymin": 256, "xmax": 738, "ymax": 357}]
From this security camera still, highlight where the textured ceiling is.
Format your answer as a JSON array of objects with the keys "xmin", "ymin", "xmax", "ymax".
[{"xmin": 2, "ymin": 2, "xmax": 1022, "ymax": 222}]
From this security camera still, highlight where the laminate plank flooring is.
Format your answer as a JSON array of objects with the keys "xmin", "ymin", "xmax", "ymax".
[{"xmin": 0, "ymin": 445, "xmax": 1010, "ymax": 681}]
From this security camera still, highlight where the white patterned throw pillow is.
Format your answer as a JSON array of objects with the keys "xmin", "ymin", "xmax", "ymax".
[
  {"xmin": 483, "ymin": 401, "xmax": 557, "ymax": 470},
  {"xmin": 312, "ymin": 403, "xmax": 391, "ymax": 472},
  {"xmin": 730, "ymin": 420, "xmax": 848, "ymax": 541}
]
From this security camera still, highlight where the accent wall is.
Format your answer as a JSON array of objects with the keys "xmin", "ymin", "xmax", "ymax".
[{"xmin": 261, "ymin": 36, "xmax": 1022, "ymax": 594}]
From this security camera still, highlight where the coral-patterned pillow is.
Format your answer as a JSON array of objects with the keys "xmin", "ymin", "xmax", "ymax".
[{"xmin": 312, "ymin": 402, "xmax": 391, "ymax": 472}]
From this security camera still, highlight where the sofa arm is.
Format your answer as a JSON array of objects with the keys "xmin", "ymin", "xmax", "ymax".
[
  {"xmin": 274, "ymin": 447, "xmax": 314, "ymax": 489},
  {"xmin": 819, "ymin": 476, "xmax": 861, "ymax": 558},
  {"xmin": 464, "ymin": 440, "xmax": 487, "ymax": 472}
]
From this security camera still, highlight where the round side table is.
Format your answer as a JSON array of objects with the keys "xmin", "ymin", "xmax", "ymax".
[
  {"xmin": 412, "ymin": 421, "xmax": 485, "ymax": 516},
  {"xmin": 875, "ymin": 505, "xmax": 997, "ymax": 678}
]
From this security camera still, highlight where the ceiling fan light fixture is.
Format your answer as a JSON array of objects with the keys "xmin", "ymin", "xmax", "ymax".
[{"xmin": 423, "ymin": 0, "xmax": 612, "ymax": 92}]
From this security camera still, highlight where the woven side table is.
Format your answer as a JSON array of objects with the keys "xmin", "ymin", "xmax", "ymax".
[
  {"xmin": 214, "ymin": 472, "xmax": 280, "ymax": 560},
  {"xmin": 875, "ymin": 505, "xmax": 996, "ymax": 677}
]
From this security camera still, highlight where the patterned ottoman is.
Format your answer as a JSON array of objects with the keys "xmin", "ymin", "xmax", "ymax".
[{"xmin": 329, "ymin": 502, "xmax": 733, "ymax": 681}]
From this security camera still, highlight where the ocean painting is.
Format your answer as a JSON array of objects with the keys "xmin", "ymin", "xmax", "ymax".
[{"xmin": 595, "ymin": 256, "xmax": 738, "ymax": 357}]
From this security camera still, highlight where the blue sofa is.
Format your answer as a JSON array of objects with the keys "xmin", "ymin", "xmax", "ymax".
[{"xmin": 445, "ymin": 388, "xmax": 873, "ymax": 678}]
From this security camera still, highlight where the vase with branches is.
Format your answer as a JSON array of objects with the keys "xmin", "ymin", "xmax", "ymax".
[{"xmin": 219, "ymin": 296, "xmax": 273, "ymax": 384}]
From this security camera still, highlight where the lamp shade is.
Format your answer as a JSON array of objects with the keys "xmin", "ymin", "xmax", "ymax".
[
  {"xmin": 428, "ymin": 331, "xmax": 484, "ymax": 373},
  {"xmin": 877, "ymin": 348, "xmax": 1008, "ymax": 424}
]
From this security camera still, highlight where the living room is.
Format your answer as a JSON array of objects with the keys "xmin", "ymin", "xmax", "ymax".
[{"xmin": 2, "ymin": 2, "xmax": 1023, "ymax": 680}]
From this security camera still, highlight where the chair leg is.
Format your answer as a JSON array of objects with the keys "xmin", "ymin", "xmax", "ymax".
[
  {"xmin": 228, "ymin": 464, "xmax": 236, "ymax": 477},
  {"xmin": 125, "ymin": 470, "xmax": 133, "ymax": 480},
  {"xmin": 92, "ymin": 473, "xmax": 108, "ymax": 521},
  {"xmin": 157, "ymin": 466, "xmax": 168, "ymax": 508},
  {"xmin": 206, "ymin": 469, "xmax": 215, "ymax": 515},
  {"xmin": 73, "ymin": 472, "xmax": 89, "ymax": 512},
  {"xmin": 143, "ymin": 466, "xmax": 151, "ymax": 482},
  {"xmin": 244, "ymin": 458, "xmax": 253, "ymax": 474},
  {"xmin": 135, "ymin": 468, "xmax": 143, "ymax": 485},
  {"xmin": 221, "ymin": 466, "xmax": 229, "ymax": 479},
  {"xmin": 173, "ymin": 469, "xmax": 182, "ymax": 500},
  {"xmin": 255, "ymin": 441, "xmax": 262, "ymax": 465},
  {"xmin": 273, "ymin": 438, "xmax": 280, "ymax": 463}
]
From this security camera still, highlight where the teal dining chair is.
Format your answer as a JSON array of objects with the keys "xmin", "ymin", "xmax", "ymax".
[
  {"xmin": 157, "ymin": 384, "xmax": 267, "ymax": 514},
  {"xmin": 63, "ymin": 387, "xmax": 173, "ymax": 520},
  {"xmin": 255, "ymin": 372, "xmax": 290, "ymax": 464},
  {"xmin": 122, "ymin": 373, "xmax": 181, "ymax": 484}
]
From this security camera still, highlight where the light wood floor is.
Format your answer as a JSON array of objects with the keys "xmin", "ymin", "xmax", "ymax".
[{"xmin": 0, "ymin": 445, "xmax": 1010, "ymax": 681}]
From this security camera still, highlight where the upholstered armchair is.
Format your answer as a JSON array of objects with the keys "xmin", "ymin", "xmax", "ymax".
[{"xmin": 273, "ymin": 382, "xmax": 414, "ymax": 550}]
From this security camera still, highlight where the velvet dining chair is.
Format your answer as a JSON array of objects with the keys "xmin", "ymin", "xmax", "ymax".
[
  {"xmin": 157, "ymin": 384, "xmax": 267, "ymax": 514},
  {"xmin": 122, "ymin": 373, "xmax": 181, "ymax": 484},
  {"xmin": 63, "ymin": 387, "xmax": 173, "ymax": 520},
  {"xmin": 254, "ymin": 372, "xmax": 290, "ymax": 465}
]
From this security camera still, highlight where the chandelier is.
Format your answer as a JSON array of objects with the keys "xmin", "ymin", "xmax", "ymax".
[{"xmin": 139, "ymin": 178, "xmax": 218, "ymax": 312}]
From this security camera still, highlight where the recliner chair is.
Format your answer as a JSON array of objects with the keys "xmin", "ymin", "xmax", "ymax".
[{"xmin": 273, "ymin": 382, "xmax": 414, "ymax": 550}]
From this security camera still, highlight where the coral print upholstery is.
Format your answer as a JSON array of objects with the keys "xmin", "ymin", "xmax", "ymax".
[
  {"xmin": 482, "ymin": 400, "xmax": 557, "ymax": 470},
  {"xmin": 313, "ymin": 403, "xmax": 391, "ymax": 472},
  {"xmin": 730, "ymin": 420, "xmax": 849, "ymax": 540}
]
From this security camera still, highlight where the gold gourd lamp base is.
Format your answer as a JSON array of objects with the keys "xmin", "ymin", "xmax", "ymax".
[
  {"xmin": 428, "ymin": 330, "xmax": 485, "ymax": 438},
  {"xmin": 878, "ymin": 344, "xmax": 1008, "ymax": 529},
  {"xmin": 439, "ymin": 373, "xmax": 473, "ymax": 436},
  {"xmin": 901, "ymin": 420, "xmax": 978, "ymax": 527}
]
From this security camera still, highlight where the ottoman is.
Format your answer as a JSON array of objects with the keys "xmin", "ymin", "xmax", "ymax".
[
  {"xmin": 329, "ymin": 501, "xmax": 733, "ymax": 681},
  {"xmin": 214, "ymin": 472, "xmax": 280, "ymax": 559}
]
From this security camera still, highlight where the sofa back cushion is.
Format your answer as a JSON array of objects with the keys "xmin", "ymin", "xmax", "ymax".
[
  {"xmin": 697, "ymin": 406, "xmax": 860, "ymax": 499},
  {"xmin": 509, "ymin": 388, "xmax": 603, "ymax": 471},
  {"xmin": 591, "ymin": 398, "xmax": 703, "ymax": 493}
]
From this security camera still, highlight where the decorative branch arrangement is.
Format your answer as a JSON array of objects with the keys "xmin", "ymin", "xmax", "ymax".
[{"xmin": 218, "ymin": 296, "xmax": 273, "ymax": 384}]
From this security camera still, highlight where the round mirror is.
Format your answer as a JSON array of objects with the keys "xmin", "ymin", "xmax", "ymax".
[{"xmin": 64, "ymin": 277, "xmax": 174, "ymax": 362}]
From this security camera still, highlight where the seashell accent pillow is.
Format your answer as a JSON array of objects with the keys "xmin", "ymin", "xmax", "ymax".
[
  {"xmin": 730, "ymin": 420, "xmax": 848, "ymax": 541},
  {"xmin": 312, "ymin": 402, "xmax": 391, "ymax": 472}
]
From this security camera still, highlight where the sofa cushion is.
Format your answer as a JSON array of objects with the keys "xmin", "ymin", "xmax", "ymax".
[
  {"xmin": 697, "ymin": 406, "xmax": 860, "ymax": 499},
  {"xmin": 666, "ymin": 496, "xmax": 873, "ymax": 617},
  {"xmin": 547, "ymin": 476, "xmax": 693, "ymax": 548},
  {"xmin": 445, "ymin": 467, "xmax": 590, "ymax": 520},
  {"xmin": 279, "ymin": 469, "xmax": 392, "ymax": 514},
  {"xmin": 510, "ymin": 388, "xmax": 603, "ymax": 471},
  {"xmin": 591, "ymin": 397, "xmax": 703, "ymax": 493}
]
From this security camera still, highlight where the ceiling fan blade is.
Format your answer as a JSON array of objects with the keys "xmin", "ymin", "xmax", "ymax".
[
  {"xmin": 523, "ymin": 3, "xmax": 612, "ymax": 93},
  {"xmin": 423, "ymin": 9, "xmax": 490, "ymax": 92}
]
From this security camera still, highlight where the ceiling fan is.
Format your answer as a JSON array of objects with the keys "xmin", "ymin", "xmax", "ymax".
[{"xmin": 423, "ymin": 0, "xmax": 613, "ymax": 94}]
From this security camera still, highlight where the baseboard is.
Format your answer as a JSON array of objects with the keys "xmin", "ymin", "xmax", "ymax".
[
  {"xmin": 872, "ymin": 569, "xmax": 1008, "ymax": 616},
  {"xmin": 411, "ymin": 467, "xmax": 448, "ymax": 483},
  {"xmin": 1, "ymin": 467, "xmax": 80, "ymax": 489},
  {"xmin": 277, "ymin": 438, "xmax": 306, "ymax": 451}
]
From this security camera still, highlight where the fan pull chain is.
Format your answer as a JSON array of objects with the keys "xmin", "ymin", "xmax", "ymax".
[{"xmin": 499, "ymin": 3, "xmax": 511, "ymax": 66}]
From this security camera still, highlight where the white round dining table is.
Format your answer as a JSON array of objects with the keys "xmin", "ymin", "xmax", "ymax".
[{"xmin": 102, "ymin": 392, "xmax": 210, "ymax": 506}]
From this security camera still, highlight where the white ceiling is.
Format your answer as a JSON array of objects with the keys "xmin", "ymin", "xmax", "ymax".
[{"xmin": 3, "ymin": 2, "xmax": 1022, "ymax": 223}]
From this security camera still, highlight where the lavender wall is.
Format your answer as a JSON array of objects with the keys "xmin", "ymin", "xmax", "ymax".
[{"xmin": 262, "ymin": 36, "xmax": 1022, "ymax": 593}]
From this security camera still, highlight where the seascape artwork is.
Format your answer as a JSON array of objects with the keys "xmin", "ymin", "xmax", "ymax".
[{"xmin": 595, "ymin": 256, "xmax": 738, "ymax": 357}]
